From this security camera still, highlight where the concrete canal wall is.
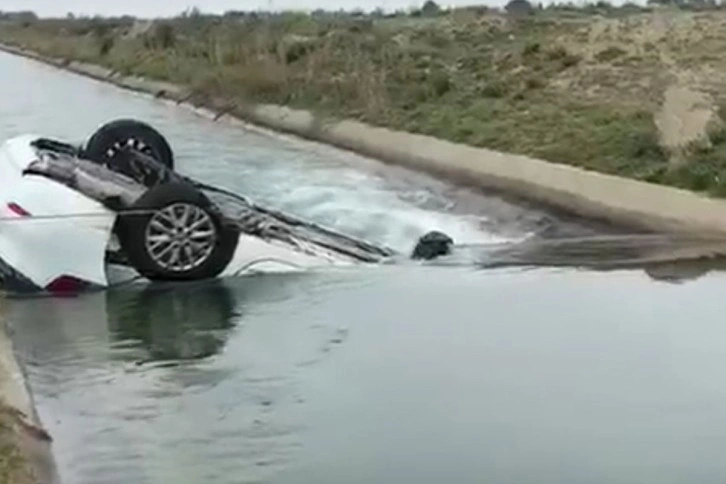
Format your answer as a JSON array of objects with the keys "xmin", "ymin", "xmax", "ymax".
[
  {"xmin": 0, "ymin": 318, "xmax": 59, "ymax": 483},
  {"xmin": 4, "ymin": 43, "xmax": 726, "ymax": 241}
]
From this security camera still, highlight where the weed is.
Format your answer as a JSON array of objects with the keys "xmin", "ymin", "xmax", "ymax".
[
  {"xmin": 595, "ymin": 45, "xmax": 627, "ymax": 62},
  {"xmin": 547, "ymin": 45, "xmax": 569, "ymax": 60},
  {"xmin": 522, "ymin": 41, "xmax": 541, "ymax": 56},
  {"xmin": 479, "ymin": 81, "xmax": 507, "ymax": 98},
  {"xmin": 98, "ymin": 35, "xmax": 115, "ymax": 57},
  {"xmin": 429, "ymin": 69, "xmax": 451, "ymax": 96},
  {"xmin": 525, "ymin": 76, "xmax": 545, "ymax": 89}
]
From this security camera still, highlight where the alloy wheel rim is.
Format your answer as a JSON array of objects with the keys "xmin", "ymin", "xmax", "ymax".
[{"xmin": 145, "ymin": 203, "xmax": 217, "ymax": 272}]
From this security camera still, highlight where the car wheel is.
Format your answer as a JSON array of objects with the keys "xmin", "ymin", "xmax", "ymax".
[
  {"xmin": 115, "ymin": 182, "xmax": 239, "ymax": 282},
  {"xmin": 84, "ymin": 119, "xmax": 175, "ymax": 170}
]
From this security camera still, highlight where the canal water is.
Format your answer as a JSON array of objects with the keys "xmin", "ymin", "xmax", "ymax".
[{"xmin": 3, "ymin": 51, "xmax": 726, "ymax": 484}]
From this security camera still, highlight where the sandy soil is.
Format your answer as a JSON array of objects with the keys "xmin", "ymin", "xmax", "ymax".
[
  {"xmin": 0, "ymin": 409, "xmax": 33, "ymax": 484},
  {"xmin": 556, "ymin": 9, "xmax": 726, "ymax": 160},
  {"xmin": 0, "ymin": 317, "xmax": 58, "ymax": 484}
]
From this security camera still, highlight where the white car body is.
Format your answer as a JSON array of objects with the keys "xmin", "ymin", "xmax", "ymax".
[
  {"xmin": 0, "ymin": 135, "xmax": 117, "ymax": 291},
  {"xmin": 0, "ymin": 135, "xmax": 360, "ymax": 294}
]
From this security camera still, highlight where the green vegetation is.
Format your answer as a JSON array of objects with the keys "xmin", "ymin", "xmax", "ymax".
[
  {"xmin": 4, "ymin": 3, "xmax": 726, "ymax": 195},
  {"xmin": 663, "ymin": 126, "xmax": 726, "ymax": 196}
]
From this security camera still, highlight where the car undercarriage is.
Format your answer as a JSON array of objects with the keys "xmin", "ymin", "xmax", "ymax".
[{"xmin": 0, "ymin": 119, "xmax": 453, "ymax": 295}]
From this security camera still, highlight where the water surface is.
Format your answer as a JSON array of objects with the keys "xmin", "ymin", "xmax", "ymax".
[{"xmin": 7, "ymin": 266, "xmax": 726, "ymax": 484}]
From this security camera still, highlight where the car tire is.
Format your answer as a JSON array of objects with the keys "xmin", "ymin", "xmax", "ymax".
[
  {"xmin": 115, "ymin": 182, "xmax": 239, "ymax": 282},
  {"xmin": 84, "ymin": 119, "xmax": 175, "ymax": 170}
]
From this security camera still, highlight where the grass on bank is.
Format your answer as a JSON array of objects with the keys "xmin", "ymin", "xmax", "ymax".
[{"xmin": 3, "ymin": 6, "xmax": 726, "ymax": 196}]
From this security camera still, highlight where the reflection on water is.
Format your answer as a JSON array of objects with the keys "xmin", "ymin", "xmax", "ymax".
[
  {"xmin": 106, "ymin": 280, "xmax": 240, "ymax": 364},
  {"xmin": 642, "ymin": 258, "xmax": 726, "ymax": 284},
  {"xmin": 9, "ymin": 265, "xmax": 726, "ymax": 484},
  {"xmin": 434, "ymin": 233, "xmax": 726, "ymax": 285},
  {"xmin": 478, "ymin": 234, "xmax": 726, "ymax": 269},
  {"xmin": 7, "ymin": 273, "xmax": 332, "ymax": 484}
]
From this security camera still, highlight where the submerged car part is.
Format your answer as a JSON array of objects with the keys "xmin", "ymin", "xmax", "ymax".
[
  {"xmin": 0, "ymin": 119, "xmax": 455, "ymax": 294},
  {"xmin": 411, "ymin": 231, "xmax": 454, "ymax": 260}
]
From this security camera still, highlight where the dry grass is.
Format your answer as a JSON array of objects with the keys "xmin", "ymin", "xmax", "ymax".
[
  {"xmin": 5, "ymin": 7, "xmax": 726, "ymax": 194},
  {"xmin": 0, "ymin": 406, "xmax": 35, "ymax": 484}
]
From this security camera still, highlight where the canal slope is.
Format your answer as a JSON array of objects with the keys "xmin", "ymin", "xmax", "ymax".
[{"xmin": 0, "ymin": 319, "xmax": 59, "ymax": 484}]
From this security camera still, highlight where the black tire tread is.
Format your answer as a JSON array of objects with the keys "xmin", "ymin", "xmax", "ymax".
[{"xmin": 84, "ymin": 119, "xmax": 174, "ymax": 169}]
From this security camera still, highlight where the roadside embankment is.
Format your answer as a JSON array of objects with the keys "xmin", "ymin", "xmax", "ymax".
[
  {"xmin": 0, "ymin": 316, "xmax": 59, "ymax": 484},
  {"xmin": 5, "ymin": 41, "xmax": 726, "ymax": 245},
  {"xmin": 10, "ymin": 11, "xmax": 726, "ymax": 192}
]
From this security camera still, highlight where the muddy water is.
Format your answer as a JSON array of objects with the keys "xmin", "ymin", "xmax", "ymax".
[{"xmin": 4, "ymin": 50, "xmax": 726, "ymax": 484}]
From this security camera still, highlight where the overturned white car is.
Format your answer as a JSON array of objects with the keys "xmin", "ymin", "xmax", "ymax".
[{"xmin": 0, "ymin": 119, "xmax": 454, "ymax": 295}]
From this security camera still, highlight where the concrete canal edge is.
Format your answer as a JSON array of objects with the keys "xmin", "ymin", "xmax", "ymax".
[
  {"xmin": 5, "ymin": 43, "xmax": 726, "ymax": 241},
  {"xmin": 0, "ymin": 315, "xmax": 60, "ymax": 484}
]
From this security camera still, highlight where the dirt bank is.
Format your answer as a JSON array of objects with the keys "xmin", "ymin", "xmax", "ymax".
[
  {"xmin": 0, "ymin": 319, "xmax": 59, "ymax": 484},
  {"xmin": 7, "ymin": 9, "xmax": 726, "ymax": 195}
]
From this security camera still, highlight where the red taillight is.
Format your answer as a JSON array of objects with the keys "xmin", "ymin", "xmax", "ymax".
[
  {"xmin": 46, "ymin": 276, "xmax": 88, "ymax": 295},
  {"xmin": 7, "ymin": 203, "xmax": 30, "ymax": 217}
]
